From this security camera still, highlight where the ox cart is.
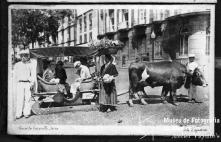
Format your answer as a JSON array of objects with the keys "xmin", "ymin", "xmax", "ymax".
[{"xmin": 30, "ymin": 42, "xmax": 123, "ymax": 115}]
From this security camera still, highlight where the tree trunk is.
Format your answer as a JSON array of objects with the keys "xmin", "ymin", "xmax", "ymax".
[{"xmin": 12, "ymin": 45, "xmax": 16, "ymax": 63}]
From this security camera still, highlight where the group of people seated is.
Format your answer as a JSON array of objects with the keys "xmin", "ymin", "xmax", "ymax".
[
  {"xmin": 42, "ymin": 59, "xmax": 91, "ymax": 84},
  {"xmin": 41, "ymin": 58, "xmax": 92, "ymax": 98},
  {"xmin": 41, "ymin": 54, "xmax": 119, "ymax": 113}
]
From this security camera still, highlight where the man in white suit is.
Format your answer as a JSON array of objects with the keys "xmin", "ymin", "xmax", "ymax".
[
  {"xmin": 186, "ymin": 54, "xmax": 200, "ymax": 103},
  {"xmin": 14, "ymin": 49, "xmax": 35, "ymax": 119}
]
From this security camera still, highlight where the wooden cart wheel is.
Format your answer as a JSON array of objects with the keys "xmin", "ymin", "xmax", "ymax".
[{"xmin": 31, "ymin": 101, "xmax": 42, "ymax": 115}]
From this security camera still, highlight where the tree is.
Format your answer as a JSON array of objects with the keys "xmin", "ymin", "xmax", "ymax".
[{"xmin": 11, "ymin": 9, "xmax": 75, "ymax": 49}]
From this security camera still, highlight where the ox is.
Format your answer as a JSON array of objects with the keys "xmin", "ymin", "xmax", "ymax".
[{"xmin": 128, "ymin": 61, "xmax": 207, "ymax": 106}]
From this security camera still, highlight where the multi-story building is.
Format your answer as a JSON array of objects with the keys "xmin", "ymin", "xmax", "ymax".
[
  {"xmin": 76, "ymin": 10, "xmax": 94, "ymax": 45},
  {"xmin": 30, "ymin": 8, "xmax": 210, "ymax": 72},
  {"xmin": 71, "ymin": 9, "xmax": 208, "ymax": 68},
  {"xmin": 57, "ymin": 10, "xmax": 77, "ymax": 47}
]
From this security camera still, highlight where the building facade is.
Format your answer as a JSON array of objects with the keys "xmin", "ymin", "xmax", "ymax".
[
  {"xmin": 72, "ymin": 9, "xmax": 208, "ymax": 68},
  {"xmin": 29, "ymin": 8, "xmax": 210, "ymax": 71}
]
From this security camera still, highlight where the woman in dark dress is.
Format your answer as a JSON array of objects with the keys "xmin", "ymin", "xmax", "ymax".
[
  {"xmin": 55, "ymin": 61, "xmax": 67, "ymax": 84},
  {"xmin": 54, "ymin": 61, "xmax": 71, "ymax": 98},
  {"xmin": 99, "ymin": 54, "xmax": 118, "ymax": 112}
]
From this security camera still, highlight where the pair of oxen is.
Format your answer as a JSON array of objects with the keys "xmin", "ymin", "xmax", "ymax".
[{"xmin": 128, "ymin": 61, "xmax": 208, "ymax": 106}]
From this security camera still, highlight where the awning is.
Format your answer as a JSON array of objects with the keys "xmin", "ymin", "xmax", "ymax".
[{"xmin": 30, "ymin": 45, "xmax": 122, "ymax": 58}]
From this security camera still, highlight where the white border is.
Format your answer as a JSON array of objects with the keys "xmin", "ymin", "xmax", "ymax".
[
  {"xmin": 6, "ymin": 0, "xmax": 217, "ymax": 3},
  {"xmin": 8, "ymin": 4, "xmax": 215, "ymax": 136}
]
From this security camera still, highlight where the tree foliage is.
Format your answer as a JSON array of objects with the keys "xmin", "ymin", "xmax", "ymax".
[{"xmin": 11, "ymin": 9, "xmax": 75, "ymax": 49}]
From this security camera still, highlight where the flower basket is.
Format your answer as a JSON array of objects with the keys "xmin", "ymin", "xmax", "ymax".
[{"xmin": 88, "ymin": 39, "xmax": 124, "ymax": 55}]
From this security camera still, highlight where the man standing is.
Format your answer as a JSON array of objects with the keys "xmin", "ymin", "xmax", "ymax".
[
  {"xmin": 14, "ymin": 49, "xmax": 35, "ymax": 119},
  {"xmin": 73, "ymin": 61, "xmax": 91, "ymax": 81},
  {"xmin": 186, "ymin": 54, "xmax": 200, "ymax": 103}
]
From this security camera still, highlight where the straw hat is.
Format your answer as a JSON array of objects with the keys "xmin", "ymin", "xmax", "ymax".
[{"xmin": 18, "ymin": 49, "xmax": 30, "ymax": 55}]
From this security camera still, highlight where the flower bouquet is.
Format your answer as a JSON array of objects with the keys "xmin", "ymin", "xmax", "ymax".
[{"xmin": 88, "ymin": 39, "xmax": 124, "ymax": 55}]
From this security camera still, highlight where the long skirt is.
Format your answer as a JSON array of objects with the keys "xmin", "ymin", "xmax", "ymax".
[{"xmin": 99, "ymin": 81, "xmax": 117, "ymax": 106}]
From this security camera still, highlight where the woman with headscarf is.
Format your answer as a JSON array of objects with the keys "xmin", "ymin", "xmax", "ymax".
[{"xmin": 99, "ymin": 54, "xmax": 118, "ymax": 112}]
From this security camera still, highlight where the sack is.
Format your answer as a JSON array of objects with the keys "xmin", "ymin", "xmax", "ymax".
[{"xmin": 53, "ymin": 93, "xmax": 64, "ymax": 103}]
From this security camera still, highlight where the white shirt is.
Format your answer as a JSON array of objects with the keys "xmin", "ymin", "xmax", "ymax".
[
  {"xmin": 78, "ymin": 65, "xmax": 91, "ymax": 80},
  {"xmin": 187, "ymin": 61, "xmax": 198, "ymax": 74},
  {"xmin": 14, "ymin": 60, "xmax": 35, "ymax": 83}
]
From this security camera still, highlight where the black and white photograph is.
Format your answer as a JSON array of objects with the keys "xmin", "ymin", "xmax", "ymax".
[{"xmin": 7, "ymin": 3, "xmax": 215, "ymax": 136}]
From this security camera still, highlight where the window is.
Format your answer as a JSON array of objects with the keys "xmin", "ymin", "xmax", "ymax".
[
  {"xmin": 117, "ymin": 9, "xmax": 119, "ymax": 29},
  {"xmin": 100, "ymin": 9, "xmax": 104, "ymax": 20},
  {"xmin": 109, "ymin": 10, "xmax": 115, "ymax": 31},
  {"xmin": 70, "ymin": 26, "xmax": 74, "ymax": 41},
  {"xmin": 79, "ymin": 18, "xmax": 82, "ymax": 33},
  {"xmin": 179, "ymin": 35, "xmax": 188, "ymax": 56},
  {"xmin": 149, "ymin": 9, "xmax": 154, "ymax": 23},
  {"xmin": 154, "ymin": 39, "xmax": 162, "ymax": 58},
  {"xmin": 131, "ymin": 9, "xmax": 134, "ymax": 26},
  {"xmin": 122, "ymin": 9, "xmax": 129, "ymax": 27},
  {"xmin": 206, "ymin": 26, "xmax": 210, "ymax": 55},
  {"xmin": 80, "ymin": 35, "xmax": 82, "ymax": 44},
  {"xmin": 160, "ymin": 10, "xmax": 164, "ymax": 20},
  {"xmin": 165, "ymin": 10, "xmax": 170, "ymax": 18},
  {"xmin": 89, "ymin": 13, "xmax": 92, "ymax": 30},
  {"xmin": 139, "ymin": 9, "xmax": 146, "ymax": 24},
  {"xmin": 89, "ymin": 32, "xmax": 92, "ymax": 41},
  {"xmin": 84, "ymin": 34, "xmax": 87, "ymax": 43},
  {"xmin": 174, "ymin": 10, "xmax": 178, "ymax": 15},
  {"xmin": 84, "ymin": 15, "xmax": 87, "ymax": 32},
  {"xmin": 140, "ymin": 9, "xmax": 144, "ymax": 20},
  {"xmin": 154, "ymin": 10, "xmax": 158, "ymax": 21}
]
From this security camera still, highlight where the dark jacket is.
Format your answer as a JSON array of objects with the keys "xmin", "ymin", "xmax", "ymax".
[{"xmin": 55, "ymin": 67, "xmax": 67, "ymax": 84}]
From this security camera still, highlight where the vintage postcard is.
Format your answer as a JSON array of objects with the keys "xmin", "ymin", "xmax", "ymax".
[{"xmin": 8, "ymin": 3, "xmax": 216, "ymax": 136}]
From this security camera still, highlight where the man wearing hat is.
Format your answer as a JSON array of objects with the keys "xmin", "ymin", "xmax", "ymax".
[
  {"xmin": 73, "ymin": 61, "xmax": 91, "ymax": 82},
  {"xmin": 14, "ymin": 49, "xmax": 35, "ymax": 119},
  {"xmin": 186, "ymin": 54, "xmax": 200, "ymax": 103}
]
